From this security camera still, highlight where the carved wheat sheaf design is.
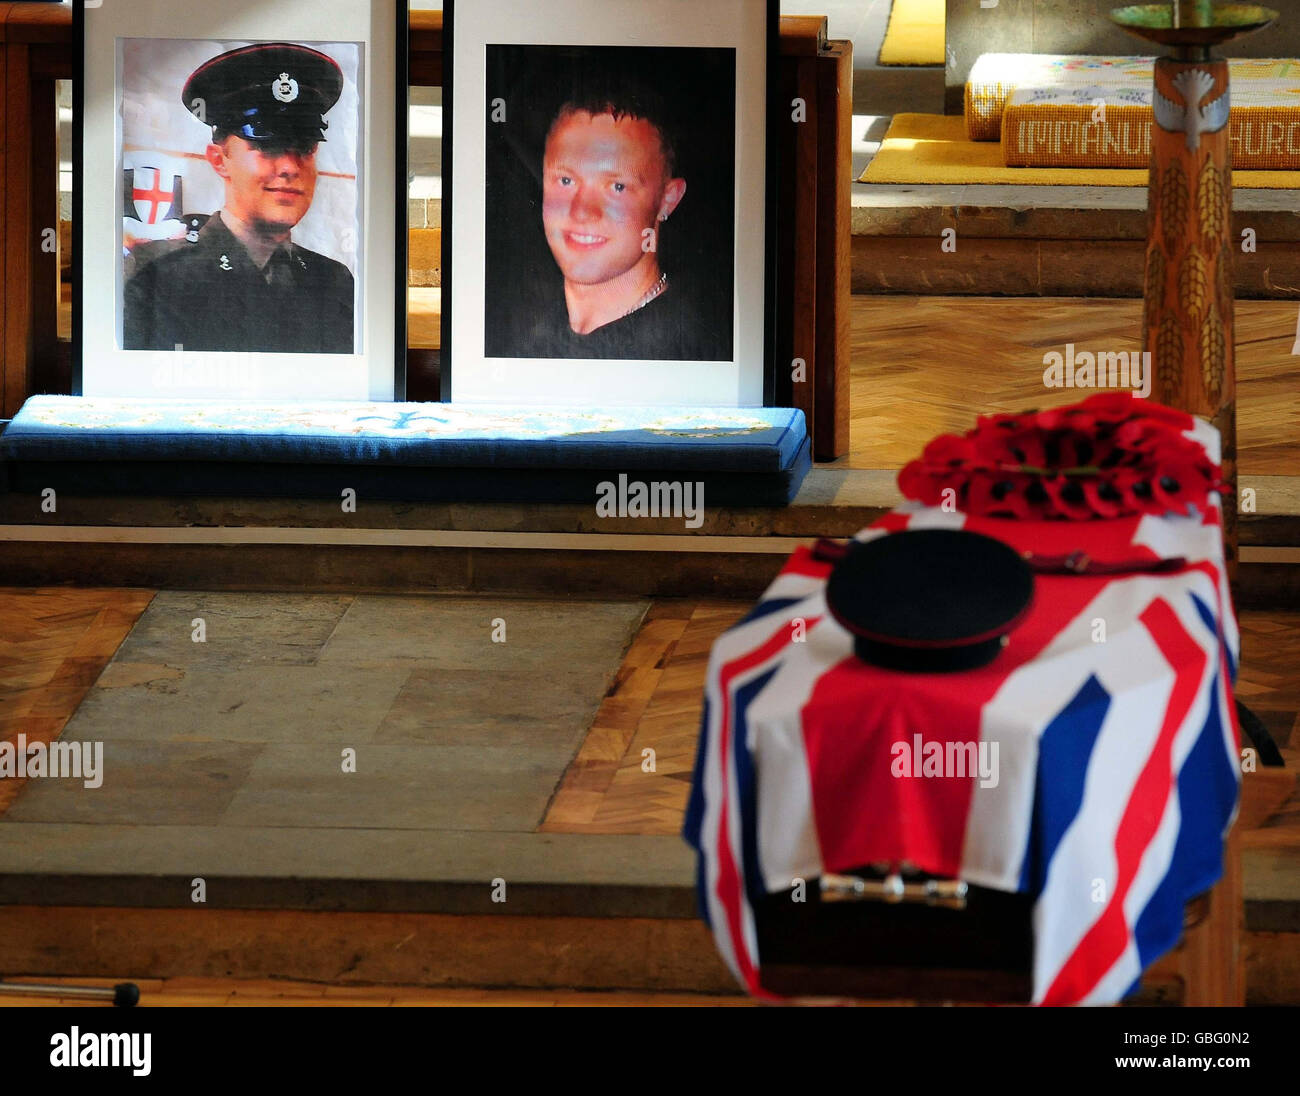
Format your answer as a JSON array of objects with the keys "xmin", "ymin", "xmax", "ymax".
[
  {"xmin": 1157, "ymin": 314, "xmax": 1183, "ymax": 395},
  {"xmin": 1145, "ymin": 246, "xmax": 1167, "ymax": 310},
  {"xmin": 1180, "ymin": 250, "xmax": 1210, "ymax": 321},
  {"xmin": 1201, "ymin": 307, "xmax": 1226, "ymax": 399},
  {"xmin": 1219, "ymin": 240, "xmax": 1236, "ymax": 316},
  {"xmin": 1198, "ymin": 161, "xmax": 1227, "ymax": 243},
  {"xmin": 1161, "ymin": 162, "xmax": 1189, "ymax": 256}
]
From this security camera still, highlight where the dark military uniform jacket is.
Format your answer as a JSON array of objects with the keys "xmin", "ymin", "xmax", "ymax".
[{"xmin": 123, "ymin": 212, "xmax": 355, "ymax": 354}]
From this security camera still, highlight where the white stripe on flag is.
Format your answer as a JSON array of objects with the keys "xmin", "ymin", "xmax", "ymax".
[
  {"xmin": 1079, "ymin": 587, "xmax": 1222, "ymax": 1003},
  {"xmin": 745, "ymin": 592, "xmax": 854, "ymax": 892},
  {"xmin": 1030, "ymin": 575, "xmax": 1222, "ymax": 1003}
]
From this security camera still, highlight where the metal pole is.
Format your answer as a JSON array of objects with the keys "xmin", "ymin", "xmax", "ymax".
[{"xmin": 0, "ymin": 980, "xmax": 140, "ymax": 1006}]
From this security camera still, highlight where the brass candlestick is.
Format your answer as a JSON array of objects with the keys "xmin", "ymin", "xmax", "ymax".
[{"xmin": 1111, "ymin": 3, "xmax": 1277, "ymax": 581}]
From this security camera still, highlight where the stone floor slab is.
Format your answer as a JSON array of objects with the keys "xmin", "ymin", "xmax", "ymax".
[
  {"xmin": 224, "ymin": 743, "xmax": 568, "ymax": 831},
  {"xmin": 4, "ymin": 740, "xmax": 265, "ymax": 826},
  {"xmin": 112, "ymin": 591, "xmax": 354, "ymax": 668},
  {"xmin": 374, "ymin": 667, "xmax": 604, "ymax": 748},
  {"xmin": 318, "ymin": 595, "xmax": 647, "ymax": 672},
  {"xmin": 67, "ymin": 663, "xmax": 412, "ymax": 744}
]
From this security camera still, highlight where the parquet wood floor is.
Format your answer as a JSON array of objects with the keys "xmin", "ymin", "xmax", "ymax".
[
  {"xmin": 542, "ymin": 602, "xmax": 746, "ymax": 835},
  {"xmin": 0, "ymin": 588, "xmax": 154, "ymax": 817},
  {"xmin": 544, "ymin": 602, "xmax": 1300, "ymax": 840},
  {"xmin": 541, "ymin": 601, "xmax": 747, "ymax": 834},
  {"xmin": 845, "ymin": 297, "xmax": 1300, "ymax": 474},
  {"xmin": 1238, "ymin": 610, "xmax": 1300, "ymax": 847}
]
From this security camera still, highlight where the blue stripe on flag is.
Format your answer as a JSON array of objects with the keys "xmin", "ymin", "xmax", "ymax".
[
  {"xmin": 1018, "ymin": 675, "xmax": 1112, "ymax": 895},
  {"xmin": 1191, "ymin": 592, "xmax": 1236, "ymax": 684},
  {"xmin": 737, "ymin": 596, "xmax": 805, "ymax": 628},
  {"xmin": 1129, "ymin": 666, "xmax": 1240, "ymax": 985},
  {"xmin": 734, "ymin": 667, "xmax": 780, "ymax": 908},
  {"xmin": 683, "ymin": 697, "xmax": 712, "ymax": 926}
]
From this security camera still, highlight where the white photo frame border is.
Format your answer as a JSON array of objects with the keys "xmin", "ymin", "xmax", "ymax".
[
  {"xmin": 442, "ymin": 0, "xmax": 776, "ymax": 407},
  {"xmin": 73, "ymin": 0, "xmax": 407, "ymax": 401}
]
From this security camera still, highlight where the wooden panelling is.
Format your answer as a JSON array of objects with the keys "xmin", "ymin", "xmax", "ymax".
[
  {"xmin": 0, "ymin": 15, "xmax": 7, "ymax": 419},
  {"xmin": 408, "ymin": 287, "xmax": 441, "ymax": 350},
  {"xmin": 778, "ymin": 15, "xmax": 829, "ymax": 55},
  {"xmin": 777, "ymin": 46, "xmax": 819, "ymax": 431},
  {"xmin": 408, "ymin": 9, "xmax": 443, "ymax": 87},
  {"xmin": 814, "ymin": 41, "xmax": 852, "ymax": 460},
  {"xmin": 1, "ymin": 1, "xmax": 68, "ymax": 44},
  {"xmin": 29, "ymin": 74, "xmax": 56, "ymax": 395},
  {"xmin": 2, "ymin": 38, "xmax": 29, "ymax": 417},
  {"xmin": 408, "ymin": 227, "xmax": 440, "ymax": 287}
]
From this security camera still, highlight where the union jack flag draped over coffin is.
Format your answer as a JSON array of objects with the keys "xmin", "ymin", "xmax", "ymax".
[{"xmin": 684, "ymin": 418, "xmax": 1240, "ymax": 1006}]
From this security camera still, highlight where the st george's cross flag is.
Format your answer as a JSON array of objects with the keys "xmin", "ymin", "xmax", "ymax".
[{"xmin": 684, "ymin": 419, "xmax": 1240, "ymax": 1006}]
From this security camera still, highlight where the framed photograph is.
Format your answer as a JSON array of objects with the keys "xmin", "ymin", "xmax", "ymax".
[
  {"xmin": 73, "ymin": 0, "xmax": 407, "ymax": 400},
  {"xmin": 443, "ymin": 0, "xmax": 777, "ymax": 406}
]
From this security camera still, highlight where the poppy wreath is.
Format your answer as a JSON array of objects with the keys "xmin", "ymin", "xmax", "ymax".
[{"xmin": 897, "ymin": 393, "xmax": 1226, "ymax": 520}]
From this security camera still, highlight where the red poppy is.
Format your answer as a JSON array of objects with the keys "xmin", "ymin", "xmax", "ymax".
[
  {"xmin": 895, "ymin": 395, "xmax": 1222, "ymax": 521},
  {"xmin": 1042, "ymin": 474, "xmax": 1095, "ymax": 520},
  {"xmin": 921, "ymin": 433, "xmax": 979, "ymax": 468},
  {"xmin": 1149, "ymin": 459, "xmax": 1207, "ymax": 514},
  {"xmin": 967, "ymin": 470, "xmax": 1035, "ymax": 519},
  {"xmin": 1082, "ymin": 478, "xmax": 1126, "ymax": 519}
]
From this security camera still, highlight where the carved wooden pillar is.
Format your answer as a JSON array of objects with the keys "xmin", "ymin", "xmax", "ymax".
[
  {"xmin": 1114, "ymin": 2, "xmax": 1279, "ymax": 586},
  {"xmin": 1142, "ymin": 54, "xmax": 1237, "ymax": 575}
]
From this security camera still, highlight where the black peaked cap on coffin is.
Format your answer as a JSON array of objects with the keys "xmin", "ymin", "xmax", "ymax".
[
  {"xmin": 825, "ymin": 529, "xmax": 1035, "ymax": 673},
  {"xmin": 183, "ymin": 43, "xmax": 344, "ymax": 147}
]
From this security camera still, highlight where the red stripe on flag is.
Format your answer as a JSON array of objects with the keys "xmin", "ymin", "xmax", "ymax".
[
  {"xmin": 714, "ymin": 616, "xmax": 819, "ymax": 995},
  {"xmin": 779, "ymin": 546, "xmax": 833, "ymax": 580},
  {"xmin": 800, "ymin": 576, "xmax": 1102, "ymax": 879},
  {"xmin": 1040, "ymin": 597, "xmax": 1207, "ymax": 1005}
]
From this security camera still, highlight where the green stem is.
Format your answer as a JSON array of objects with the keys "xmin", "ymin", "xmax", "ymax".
[{"xmin": 1002, "ymin": 465, "xmax": 1102, "ymax": 476}]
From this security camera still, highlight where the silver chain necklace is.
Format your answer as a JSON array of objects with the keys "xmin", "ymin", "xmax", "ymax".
[{"xmin": 621, "ymin": 272, "xmax": 668, "ymax": 318}]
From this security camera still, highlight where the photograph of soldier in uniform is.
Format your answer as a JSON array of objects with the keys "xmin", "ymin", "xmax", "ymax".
[
  {"xmin": 482, "ymin": 45, "xmax": 735, "ymax": 362},
  {"xmin": 119, "ymin": 39, "xmax": 361, "ymax": 354}
]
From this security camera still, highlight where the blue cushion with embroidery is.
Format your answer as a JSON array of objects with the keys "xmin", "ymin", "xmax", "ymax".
[
  {"xmin": 1, "ymin": 396, "xmax": 806, "ymax": 472},
  {"xmin": 0, "ymin": 396, "xmax": 811, "ymax": 505}
]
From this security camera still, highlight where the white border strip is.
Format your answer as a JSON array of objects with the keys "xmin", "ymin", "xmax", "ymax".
[{"xmin": 0, "ymin": 525, "xmax": 811, "ymax": 554}]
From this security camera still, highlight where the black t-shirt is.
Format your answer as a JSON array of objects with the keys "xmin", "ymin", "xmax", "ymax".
[{"xmin": 485, "ymin": 270, "xmax": 728, "ymax": 361}]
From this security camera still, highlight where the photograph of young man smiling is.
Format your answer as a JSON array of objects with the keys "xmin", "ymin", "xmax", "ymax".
[{"xmin": 483, "ymin": 46, "xmax": 735, "ymax": 363}]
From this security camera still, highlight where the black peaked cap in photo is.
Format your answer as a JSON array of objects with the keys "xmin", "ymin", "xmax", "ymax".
[
  {"xmin": 825, "ymin": 529, "xmax": 1035, "ymax": 673},
  {"xmin": 183, "ymin": 43, "xmax": 343, "ymax": 146}
]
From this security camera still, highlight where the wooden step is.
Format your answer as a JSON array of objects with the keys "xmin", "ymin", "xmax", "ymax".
[
  {"xmin": 852, "ymin": 184, "xmax": 1300, "ymax": 298},
  {"xmin": 0, "ymin": 468, "xmax": 1296, "ymax": 604},
  {"xmin": 1, "ymin": 888, "xmax": 1295, "ymax": 1003}
]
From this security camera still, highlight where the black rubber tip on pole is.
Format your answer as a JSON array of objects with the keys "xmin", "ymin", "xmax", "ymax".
[
  {"xmin": 1236, "ymin": 701, "xmax": 1285, "ymax": 767},
  {"xmin": 113, "ymin": 982, "xmax": 140, "ymax": 1008}
]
